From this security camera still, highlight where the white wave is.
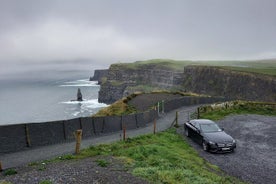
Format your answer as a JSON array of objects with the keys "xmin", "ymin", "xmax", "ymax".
[
  {"xmin": 60, "ymin": 80, "xmax": 98, "ymax": 87},
  {"xmin": 72, "ymin": 111, "xmax": 80, "ymax": 116},
  {"xmin": 60, "ymin": 99, "xmax": 109, "ymax": 108},
  {"xmin": 60, "ymin": 84, "xmax": 98, "ymax": 87}
]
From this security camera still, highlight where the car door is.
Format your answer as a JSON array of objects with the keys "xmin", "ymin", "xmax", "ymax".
[
  {"xmin": 188, "ymin": 121, "xmax": 200, "ymax": 142},
  {"xmin": 193, "ymin": 122, "xmax": 203, "ymax": 144}
]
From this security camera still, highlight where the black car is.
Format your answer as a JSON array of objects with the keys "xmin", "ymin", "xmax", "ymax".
[{"xmin": 184, "ymin": 119, "xmax": 236, "ymax": 152}]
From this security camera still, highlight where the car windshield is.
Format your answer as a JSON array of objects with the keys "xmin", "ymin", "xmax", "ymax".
[{"xmin": 200, "ymin": 123, "xmax": 222, "ymax": 133}]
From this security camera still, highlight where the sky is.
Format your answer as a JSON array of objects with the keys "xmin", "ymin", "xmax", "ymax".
[{"xmin": 0, "ymin": 0, "xmax": 276, "ymax": 74}]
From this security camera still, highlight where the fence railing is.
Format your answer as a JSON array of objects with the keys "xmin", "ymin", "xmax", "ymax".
[{"xmin": 0, "ymin": 96, "xmax": 227, "ymax": 154}]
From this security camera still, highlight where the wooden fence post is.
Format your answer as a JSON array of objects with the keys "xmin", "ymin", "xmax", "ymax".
[
  {"xmin": 157, "ymin": 102, "xmax": 160, "ymax": 116},
  {"xmin": 175, "ymin": 111, "xmax": 178, "ymax": 127},
  {"xmin": 123, "ymin": 124, "xmax": 126, "ymax": 141},
  {"xmin": 162, "ymin": 100, "xmax": 165, "ymax": 113},
  {"xmin": 75, "ymin": 129, "xmax": 82, "ymax": 154},
  {"xmin": 197, "ymin": 107, "xmax": 200, "ymax": 119},
  {"xmin": 25, "ymin": 124, "xmax": 31, "ymax": 147},
  {"xmin": 0, "ymin": 161, "xmax": 2, "ymax": 172},
  {"xmin": 153, "ymin": 119, "xmax": 156, "ymax": 134}
]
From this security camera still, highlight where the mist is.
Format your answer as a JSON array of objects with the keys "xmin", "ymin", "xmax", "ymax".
[{"xmin": 1, "ymin": 0, "xmax": 276, "ymax": 76}]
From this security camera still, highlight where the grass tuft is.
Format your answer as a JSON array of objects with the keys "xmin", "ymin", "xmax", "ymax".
[
  {"xmin": 3, "ymin": 169, "xmax": 17, "ymax": 176},
  {"xmin": 95, "ymin": 159, "xmax": 109, "ymax": 167}
]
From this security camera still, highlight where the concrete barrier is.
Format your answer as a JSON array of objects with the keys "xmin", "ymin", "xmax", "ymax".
[
  {"xmin": 64, "ymin": 118, "xmax": 81, "ymax": 140},
  {"xmin": 0, "ymin": 124, "xmax": 27, "ymax": 153},
  {"xmin": 80, "ymin": 117, "xmax": 94, "ymax": 137},
  {"xmin": 122, "ymin": 114, "xmax": 137, "ymax": 130},
  {"xmin": 28, "ymin": 120, "xmax": 65, "ymax": 147},
  {"xmin": 102, "ymin": 116, "xmax": 122, "ymax": 133},
  {"xmin": 136, "ymin": 113, "xmax": 146, "ymax": 128},
  {"xmin": 93, "ymin": 117, "xmax": 104, "ymax": 135}
]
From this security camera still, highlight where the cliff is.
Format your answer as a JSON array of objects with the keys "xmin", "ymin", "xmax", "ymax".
[
  {"xmin": 183, "ymin": 66, "xmax": 276, "ymax": 102},
  {"xmin": 98, "ymin": 63, "xmax": 183, "ymax": 103},
  {"xmin": 96, "ymin": 63, "xmax": 276, "ymax": 104},
  {"xmin": 90, "ymin": 69, "xmax": 108, "ymax": 84}
]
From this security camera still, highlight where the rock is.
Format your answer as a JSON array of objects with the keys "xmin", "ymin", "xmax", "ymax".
[{"xmin": 77, "ymin": 88, "xmax": 83, "ymax": 101}]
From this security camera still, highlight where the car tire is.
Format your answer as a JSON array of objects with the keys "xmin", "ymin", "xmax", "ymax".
[
  {"xmin": 202, "ymin": 141, "xmax": 208, "ymax": 152},
  {"xmin": 185, "ymin": 127, "xmax": 189, "ymax": 137}
]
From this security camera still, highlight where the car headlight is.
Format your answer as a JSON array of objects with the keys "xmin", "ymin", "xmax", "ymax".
[
  {"xmin": 208, "ymin": 141, "xmax": 215, "ymax": 145},
  {"xmin": 232, "ymin": 139, "xmax": 236, "ymax": 143}
]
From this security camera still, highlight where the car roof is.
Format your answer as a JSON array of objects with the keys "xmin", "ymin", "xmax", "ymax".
[{"xmin": 190, "ymin": 119, "xmax": 215, "ymax": 124}]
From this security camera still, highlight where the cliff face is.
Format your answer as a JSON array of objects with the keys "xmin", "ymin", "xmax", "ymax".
[
  {"xmin": 97, "ymin": 64, "xmax": 276, "ymax": 104},
  {"xmin": 183, "ymin": 66, "xmax": 276, "ymax": 102},
  {"xmin": 98, "ymin": 64, "xmax": 183, "ymax": 103},
  {"xmin": 90, "ymin": 69, "xmax": 108, "ymax": 84}
]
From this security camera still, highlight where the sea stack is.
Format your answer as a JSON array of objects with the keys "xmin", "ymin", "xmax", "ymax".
[{"xmin": 77, "ymin": 88, "xmax": 83, "ymax": 101}]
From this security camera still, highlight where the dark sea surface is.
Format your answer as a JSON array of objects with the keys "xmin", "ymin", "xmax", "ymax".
[{"xmin": 0, "ymin": 69, "xmax": 108, "ymax": 125}]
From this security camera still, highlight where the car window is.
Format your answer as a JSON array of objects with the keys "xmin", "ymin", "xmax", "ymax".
[
  {"xmin": 200, "ymin": 123, "xmax": 222, "ymax": 133},
  {"xmin": 191, "ymin": 121, "xmax": 200, "ymax": 129}
]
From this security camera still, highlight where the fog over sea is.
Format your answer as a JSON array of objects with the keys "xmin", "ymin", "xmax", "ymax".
[{"xmin": 0, "ymin": 68, "xmax": 108, "ymax": 125}]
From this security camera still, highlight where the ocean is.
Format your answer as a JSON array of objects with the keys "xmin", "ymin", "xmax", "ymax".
[{"xmin": 0, "ymin": 68, "xmax": 108, "ymax": 125}]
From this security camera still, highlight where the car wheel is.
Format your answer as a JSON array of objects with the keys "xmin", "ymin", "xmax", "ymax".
[
  {"xmin": 202, "ymin": 141, "xmax": 208, "ymax": 152},
  {"xmin": 185, "ymin": 128, "xmax": 189, "ymax": 137}
]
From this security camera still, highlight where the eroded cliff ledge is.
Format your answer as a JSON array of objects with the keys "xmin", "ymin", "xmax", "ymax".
[{"xmin": 96, "ymin": 63, "xmax": 276, "ymax": 104}]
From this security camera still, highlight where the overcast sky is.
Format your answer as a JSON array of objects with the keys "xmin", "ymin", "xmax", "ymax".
[{"xmin": 1, "ymin": 0, "xmax": 276, "ymax": 73}]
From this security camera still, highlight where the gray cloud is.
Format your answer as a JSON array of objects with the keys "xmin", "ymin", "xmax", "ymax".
[{"xmin": 0, "ymin": 0, "xmax": 276, "ymax": 71}]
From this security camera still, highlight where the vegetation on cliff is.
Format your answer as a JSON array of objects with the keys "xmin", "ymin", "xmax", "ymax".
[
  {"xmin": 94, "ymin": 91, "xmax": 202, "ymax": 117},
  {"xmin": 93, "ymin": 99, "xmax": 138, "ymax": 117},
  {"xmin": 110, "ymin": 59, "xmax": 191, "ymax": 72},
  {"xmin": 199, "ymin": 101, "xmax": 276, "ymax": 120},
  {"xmin": 112, "ymin": 58, "xmax": 276, "ymax": 76}
]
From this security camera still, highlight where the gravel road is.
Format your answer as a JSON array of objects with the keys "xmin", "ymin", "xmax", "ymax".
[{"xmin": 179, "ymin": 114, "xmax": 276, "ymax": 184}]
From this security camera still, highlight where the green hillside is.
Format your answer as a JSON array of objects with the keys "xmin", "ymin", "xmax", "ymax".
[{"xmin": 115, "ymin": 59, "xmax": 276, "ymax": 76}]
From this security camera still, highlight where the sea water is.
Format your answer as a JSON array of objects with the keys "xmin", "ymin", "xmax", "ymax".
[{"xmin": 0, "ymin": 69, "xmax": 108, "ymax": 125}]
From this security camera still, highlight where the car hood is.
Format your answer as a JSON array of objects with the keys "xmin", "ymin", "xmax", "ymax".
[{"xmin": 203, "ymin": 131, "xmax": 234, "ymax": 143}]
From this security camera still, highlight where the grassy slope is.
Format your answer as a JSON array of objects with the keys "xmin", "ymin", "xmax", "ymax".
[
  {"xmin": 19, "ymin": 129, "xmax": 245, "ymax": 183},
  {"xmin": 72, "ymin": 129, "xmax": 243, "ymax": 184},
  {"xmin": 114, "ymin": 58, "xmax": 276, "ymax": 76}
]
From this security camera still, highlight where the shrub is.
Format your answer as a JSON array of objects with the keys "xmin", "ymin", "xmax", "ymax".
[
  {"xmin": 3, "ymin": 169, "xmax": 17, "ymax": 176},
  {"xmin": 96, "ymin": 159, "xmax": 109, "ymax": 167}
]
